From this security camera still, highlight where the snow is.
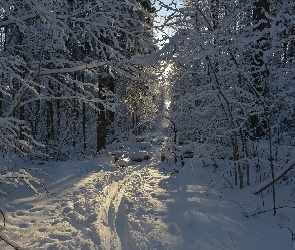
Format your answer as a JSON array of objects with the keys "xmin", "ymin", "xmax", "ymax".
[
  {"xmin": 129, "ymin": 151, "xmax": 150, "ymax": 161},
  {"xmin": 251, "ymin": 159, "xmax": 295, "ymax": 195},
  {"xmin": 0, "ymin": 146, "xmax": 294, "ymax": 249}
]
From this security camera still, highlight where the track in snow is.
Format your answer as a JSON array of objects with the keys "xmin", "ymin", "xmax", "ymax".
[{"xmin": 0, "ymin": 146, "xmax": 176, "ymax": 250}]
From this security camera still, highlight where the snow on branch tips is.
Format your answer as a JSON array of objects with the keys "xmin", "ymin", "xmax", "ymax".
[
  {"xmin": 0, "ymin": 169, "xmax": 42, "ymax": 196},
  {"xmin": 0, "ymin": 0, "xmax": 156, "ymax": 155}
]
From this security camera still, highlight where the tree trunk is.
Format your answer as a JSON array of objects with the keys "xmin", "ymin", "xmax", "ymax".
[
  {"xmin": 243, "ymin": 132, "xmax": 250, "ymax": 186},
  {"xmin": 73, "ymin": 81, "xmax": 77, "ymax": 148},
  {"xmin": 56, "ymin": 83, "xmax": 61, "ymax": 140},
  {"xmin": 211, "ymin": 0, "xmax": 219, "ymax": 30},
  {"xmin": 19, "ymin": 105, "xmax": 24, "ymax": 140},
  {"xmin": 82, "ymin": 102, "xmax": 86, "ymax": 152},
  {"xmin": 250, "ymin": 0, "xmax": 270, "ymax": 139},
  {"xmin": 96, "ymin": 78, "xmax": 107, "ymax": 153},
  {"xmin": 46, "ymin": 81, "xmax": 54, "ymax": 147},
  {"xmin": 0, "ymin": 85, "xmax": 2, "ymax": 118},
  {"xmin": 97, "ymin": 107, "xmax": 106, "ymax": 153}
]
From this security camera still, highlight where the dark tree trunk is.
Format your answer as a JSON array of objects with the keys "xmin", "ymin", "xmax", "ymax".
[
  {"xmin": 211, "ymin": 0, "xmax": 219, "ymax": 30},
  {"xmin": 46, "ymin": 81, "xmax": 54, "ymax": 145},
  {"xmin": 56, "ymin": 83, "xmax": 61, "ymax": 138},
  {"xmin": 96, "ymin": 77, "xmax": 108, "ymax": 153},
  {"xmin": 250, "ymin": 0, "xmax": 270, "ymax": 139},
  {"xmin": 97, "ymin": 108, "xmax": 106, "ymax": 153},
  {"xmin": 0, "ymin": 75, "xmax": 2, "ymax": 117},
  {"xmin": 82, "ymin": 102, "xmax": 86, "ymax": 152},
  {"xmin": 72, "ymin": 80, "xmax": 77, "ymax": 148},
  {"xmin": 288, "ymin": 21, "xmax": 295, "ymax": 63},
  {"xmin": 19, "ymin": 105, "xmax": 25, "ymax": 140}
]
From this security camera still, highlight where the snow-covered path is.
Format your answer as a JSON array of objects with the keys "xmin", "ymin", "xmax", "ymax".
[
  {"xmin": 0, "ymin": 158, "xmax": 163, "ymax": 249},
  {"xmin": 0, "ymin": 147, "xmax": 179, "ymax": 249},
  {"xmin": 0, "ymin": 149, "xmax": 294, "ymax": 249}
]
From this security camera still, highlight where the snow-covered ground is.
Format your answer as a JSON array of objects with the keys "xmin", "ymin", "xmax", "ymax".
[{"xmin": 0, "ymin": 145, "xmax": 294, "ymax": 249}]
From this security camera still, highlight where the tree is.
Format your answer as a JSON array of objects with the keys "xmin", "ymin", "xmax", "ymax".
[
  {"xmin": 0, "ymin": 0, "xmax": 156, "ymax": 157},
  {"xmin": 249, "ymin": 0, "xmax": 270, "ymax": 139},
  {"xmin": 162, "ymin": 0, "xmax": 295, "ymax": 199},
  {"xmin": 109, "ymin": 0, "xmax": 159, "ymax": 139}
]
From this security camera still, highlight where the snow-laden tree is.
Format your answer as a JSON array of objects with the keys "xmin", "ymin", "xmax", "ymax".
[
  {"xmin": 163, "ymin": 0, "xmax": 295, "ymax": 197},
  {"xmin": 0, "ymin": 0, "xmax": 156, "ymax": 157},
  {"xmin": 0, "ymin": 3, "xmax": 157, "ymax": 245}
]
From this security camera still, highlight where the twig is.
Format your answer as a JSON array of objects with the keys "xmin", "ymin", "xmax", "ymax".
[
  {"xmin": 0, "ymin": 234, "xmax": 19, "ymax": 250},
  {"xmin": 0, "ymin": 208, "xmax": 5, "ymax": 226}
]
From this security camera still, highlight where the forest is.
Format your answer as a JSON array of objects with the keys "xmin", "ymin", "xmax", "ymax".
[{"xmin": 1, "ymin": 0, "xmax": 295, "ymax": 249}]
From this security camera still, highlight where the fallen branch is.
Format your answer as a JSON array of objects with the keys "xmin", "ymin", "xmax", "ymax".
[
  {"xmin": 0, "ymin": 234, "xmax": 20, "ymax": 250},
  {"xmin": 253, "ymin": 159, "xmax": 295, "ymax": 195},
  {"xmin": 245, "ymin": 205, "xmax": 295, "ymax": 217},
  {"xmin": 0, "ymin": 208, "xmax": 5, "ymax": 226}
]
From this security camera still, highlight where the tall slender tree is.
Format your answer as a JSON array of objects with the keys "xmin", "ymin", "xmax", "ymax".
[{"xmin": 250, "ymin": 0, "xmax": 270, "ymax": 139}]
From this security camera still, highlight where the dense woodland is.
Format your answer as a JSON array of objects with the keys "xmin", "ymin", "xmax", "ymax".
[
  {"xmin": 0, "ymin": 0, "xmax": 160, "ymax": 158},
  {"xmin": 1, "ymin": 0, "xmax": 295, "ymax": 216}
]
